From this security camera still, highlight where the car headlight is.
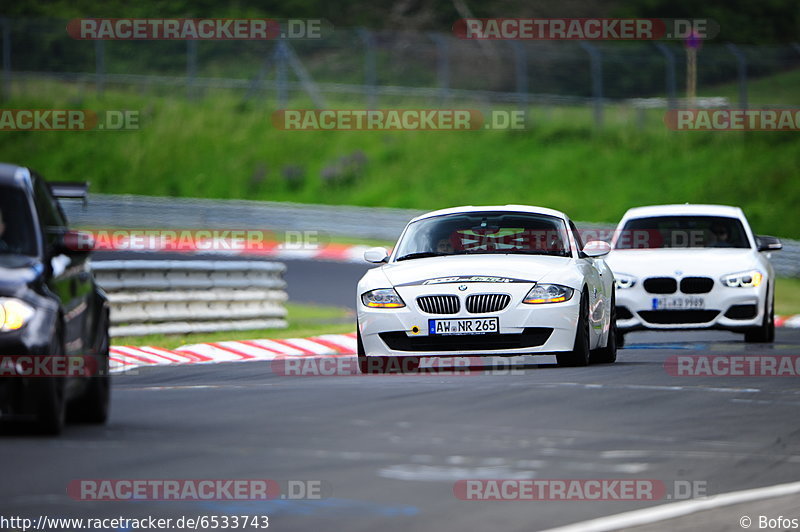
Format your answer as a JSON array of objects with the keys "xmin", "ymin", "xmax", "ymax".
[
  {"xmin": 0, "ymin": 298, "xmax": 35, "ymax": 331},
  {"xmin": 614, "ymin": 274, "xmax": 637, "ymax": 289},
  {"xmin": 361, "ymin": 288, "xmax": 406, "ymax": 308},
  {"xmin": 522, "ymin": 284, "xmax": 574, "ymax": 304},
  {"xmin": 721, "ymin": 270, "xmax": 763, "ymax": 288}
]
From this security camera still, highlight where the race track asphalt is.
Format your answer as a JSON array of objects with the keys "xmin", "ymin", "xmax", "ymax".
[{"xmin": 2, "ymin": 257, "xmax": 799, "ymax": 532}]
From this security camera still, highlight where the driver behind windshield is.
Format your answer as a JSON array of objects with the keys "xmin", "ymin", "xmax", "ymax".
[
  {"xmin": 0, "ymin": 198, "xmax": 36, "ymax": 256},
  {"xmin": 710, "ymin": 221, "xmax": 733, "ymax": 247}
]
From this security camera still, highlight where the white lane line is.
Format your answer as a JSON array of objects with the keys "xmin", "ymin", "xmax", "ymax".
[
  {"xmin": 599, "ymin": 449, "xmax": 800, "ymax": 462},
  {"xmin": 533, "ymin": 382, "xmax": 762, "ymax": 394},
  {"xmin": 378, "ymin": 464, "xmax": 536, "ymax": 482},
  {"xmin": 563, "ymin": 462, "xmax": 650, "ymax": 474},
  {"xmin": 539, "ymin": 479, "xmax": 800, "ymax": 532}
]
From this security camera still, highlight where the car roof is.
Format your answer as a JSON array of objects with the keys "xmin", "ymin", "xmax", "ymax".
[
  {"xmin": 410, "ymin": 205, "xmax": 570, "ymax": 223},
  {"xmin": 621, "ymin": 204, "xmax": 745, "ymax": 220}
]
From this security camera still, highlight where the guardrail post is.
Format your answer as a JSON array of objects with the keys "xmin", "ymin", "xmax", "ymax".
[
  {"xmin": 427, "ymin": 32, "xmax": 450, "ymax": 105},
  {"xmin": 282, "ymin": 40, "xmax": 326, "ymax": 109},
  {"xmin": 1, "ymin": 18, "xmax": 10, "ymax": 101},
  {"xmin": 579, "ymin": 41, "xmax": 603, "ymax": 128},
  {"xmin": 654, "ymin": 43, "xmax": 677, "ymax": 109},
  {"xmin": 726, "ymin": 43, "xmax": 747, "ymax": 109},
  {"xmin": 357, "ymin": 28, "xmax": 377, "ymax": 108},
  {"xmin": 274, "ymin": 41, "xmax": 288, "ymax": 109},
  {"xmin": 95, "ymin": 39, "xmax": 105, "ymax": 95},
  {"xmin": 508, "ymin": 41, "xmax": 528, "ymax": 111}
]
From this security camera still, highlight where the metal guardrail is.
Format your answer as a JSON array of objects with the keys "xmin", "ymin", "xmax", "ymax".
[
  {"xmin": 63, "ymin": 194, "xmax": 424, "ymax": 242},
  {"xmin": 92, "ymin": 260, "xmax": 288, "ymax": 337},
  {"xmin": 65, "ymin": 195, "xmax": 800, "ymax": 278}
]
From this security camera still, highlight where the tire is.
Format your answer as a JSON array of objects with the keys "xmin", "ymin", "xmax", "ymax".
[
  {"xmin": 36, "ymin": 329, "xmax": 67, "ymax": 435},
  {"xmin": 591, "ymin": 289, "xmax": 617, "ymax": 364},
  {"xmin": 557, "ymin": 289, "xmax": 591, "ymax": 367},
  {"xmin": 615, "ymin": 330, "xmax": 626, "ymax": 349},
  {"xmin": 68, "ymin": 329, "xmax": 111, "ymax": 424},
  {"xmin": 745, "ymin": 292, "xmax": 775, "ymax": 343}
]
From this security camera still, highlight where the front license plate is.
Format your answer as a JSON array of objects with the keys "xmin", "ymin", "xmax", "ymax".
[
  {"xmin": 428, "ymin": 317, "xmax": 499, "ymax": 335},
  {"xmin": 651, "ymin": 296, "xmax": 705, "ymax": 310}
]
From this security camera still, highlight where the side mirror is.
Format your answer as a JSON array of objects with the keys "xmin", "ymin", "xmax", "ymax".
[
  {"xmin": 364, "ymin": 247, "xmax": 389, "ymax": 263},
  {"xmin": 582, "ymin": 240, "xmax": 611, "ymax": 258},
  {"xmin": 53, "ymin": 229, "xmax": 95, "ymax": 256},
  {"xmin": 757, "ymin": 235, "xmax": 782, "ymax": 252}
]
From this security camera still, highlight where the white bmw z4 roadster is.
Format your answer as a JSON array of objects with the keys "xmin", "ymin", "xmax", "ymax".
[{"xmin": 356, "ymin": 205, "xmax": 617, "ymax": 373}]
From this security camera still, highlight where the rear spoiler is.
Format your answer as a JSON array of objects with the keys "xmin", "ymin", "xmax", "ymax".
[{"xmin": 48, "ymin": 181, "xmax": 89, "ymax": 207}]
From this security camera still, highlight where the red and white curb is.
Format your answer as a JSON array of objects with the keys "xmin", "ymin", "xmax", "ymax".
[
  {"xmin": 109, "ymin": 333, "xmax": 357, "ymax": 374},
  {"xmin": 110, "ymin": 316, "xmax": 800, "ymax": 373},
  {"xmin": 776, "ymin": 314, "xmax": 800, "ymax": 328}
]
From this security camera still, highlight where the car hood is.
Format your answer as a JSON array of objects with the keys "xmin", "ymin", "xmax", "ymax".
[
  {"xmin": 379, "ymin": 254, "xmax": 569, "ymax": 286},
  {"xmin": 605, "ymin": 248, "xmax": 760, "ymax": 277}
]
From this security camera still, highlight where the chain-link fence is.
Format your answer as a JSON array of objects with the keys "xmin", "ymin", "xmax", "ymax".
[{"xmin": 2, "ymin": 18, "xmax": 799, "ymax": 126}]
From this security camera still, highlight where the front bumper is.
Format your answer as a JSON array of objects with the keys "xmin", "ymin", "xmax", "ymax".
[
  {"xmin": 0, "ymin": 306, "xmax": 58, "ymax": 418},
  {"xmin": 616, "ymin": 281, "xmax": 766, "ymax": 332},
  {"xmin": 358, "ymin": 283, "xmax": 580, "ymax": 357}
]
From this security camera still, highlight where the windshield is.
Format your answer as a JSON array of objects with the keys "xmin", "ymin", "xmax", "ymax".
[
  {"xmin": 393, "ymin": 211, "xmax": 571, "ymax": 261},
  {"xmin": 0, "ymin": 185, "xmax": 38, "ymax": 256},
  {"xmin": 614, "ymin": 215, "xmax": 750, "ymax": 249}
]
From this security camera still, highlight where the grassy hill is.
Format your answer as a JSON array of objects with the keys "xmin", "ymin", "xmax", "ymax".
[{"xmin": 1, "ymin": 72, "xmax": 798, "ymax": 238}]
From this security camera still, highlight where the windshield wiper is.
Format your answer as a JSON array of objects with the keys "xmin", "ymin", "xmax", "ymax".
[
  {"xmin": 395, "ymin": 251, "xmax": 449, "ymax": 262},
  {"xmin": 509, "ymin": 249, "xmax": 570, "ymax": 257}
]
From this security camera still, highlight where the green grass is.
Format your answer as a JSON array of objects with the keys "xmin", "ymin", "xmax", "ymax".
[
  {"xmin": 776, "ymin": 277, "xmax": 800, "ymax": 316},
  {"xmin": 112, "ymin": 302, "xmax": 354, "ymax": 349},
  {"xmin": 1, "ymin": 74, "xmax": 799, "ymax": 240},
  {"xmin": 700, "ymin": 68, "xmax": 800, "ymax": 106}
]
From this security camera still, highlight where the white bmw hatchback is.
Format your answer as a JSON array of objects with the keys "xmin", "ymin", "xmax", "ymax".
[
  {"xmin": 356, "ymin": 205, "xmax": 617, "ymax": 373},
  {"xmin": 605, "ymin": 204, "xmax": 782, "ymax": 344}
]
